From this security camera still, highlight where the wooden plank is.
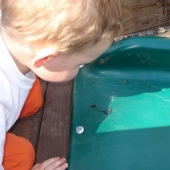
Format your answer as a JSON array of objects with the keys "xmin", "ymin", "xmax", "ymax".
[
  {"xmin": 9, "ymin": 80, "xmax": 48, "ymax": 150},
  {"xmin": 35, "ymin": 81, "xmax": 73, "ymax": 163},
  {"xmin": 121, "ymin": 0, "xmax": 170, "ymax": 34}
]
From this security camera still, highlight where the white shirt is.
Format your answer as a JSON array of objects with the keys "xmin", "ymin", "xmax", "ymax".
[{"xmin": 0, "ymin": 34, "xmax": 35, "ymax": 170}]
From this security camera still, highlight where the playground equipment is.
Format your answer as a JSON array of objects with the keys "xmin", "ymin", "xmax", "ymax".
[{"xmin": 68, "ymin": 36, "xmax": 170, "ymax": 170}]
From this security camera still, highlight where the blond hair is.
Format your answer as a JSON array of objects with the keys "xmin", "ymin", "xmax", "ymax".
[{"xmin": 1, "ymin": 0, "xmax": 122, "ymax": 53}]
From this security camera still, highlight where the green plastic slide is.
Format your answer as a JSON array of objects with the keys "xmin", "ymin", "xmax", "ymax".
[{"xmin": 68, "ymin": 36, "xmax": 170, "ymax": 170}]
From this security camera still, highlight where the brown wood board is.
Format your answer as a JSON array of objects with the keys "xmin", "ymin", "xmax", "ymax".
[
  {"xmin": 9, "ymin": 80, "xmax": 48, "ymax": 151},
  {"xmin": 35, "ymin": 81, "xmax": 73, "ymax": 163},
  {"xmin": 121, "ymin": 0, "xmax": 170, "ymax": 34}
]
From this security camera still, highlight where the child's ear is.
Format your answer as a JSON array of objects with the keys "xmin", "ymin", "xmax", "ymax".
[{"xmin": 32, "ymin": 48, "xmax": 59, "ymax": 68}]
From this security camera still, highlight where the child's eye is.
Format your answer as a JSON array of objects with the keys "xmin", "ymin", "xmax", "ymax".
[{"xmin": 79, "ymin": 64, "xmax": 84, "ymax": 68}]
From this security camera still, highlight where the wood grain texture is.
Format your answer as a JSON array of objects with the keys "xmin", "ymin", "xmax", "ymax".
[
  {"xmin": 121, "ymin": 0, "xmax": 170, "ymax": 34},
  {"xmin": 9, "ymin": 80, "xmax": 48, "ymax": 150},
  {"xmin": 35, "ymin": 81, "xmax": 73, "ymax": 163}
]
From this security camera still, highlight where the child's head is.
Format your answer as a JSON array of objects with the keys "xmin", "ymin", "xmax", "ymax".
[
  {"xmin": 1, "ymin": 0, "xmax": 122, "ymax": 82},
  {"xmin": 1, "ymin": 0, "xmax": 121, "ymax": 53}
]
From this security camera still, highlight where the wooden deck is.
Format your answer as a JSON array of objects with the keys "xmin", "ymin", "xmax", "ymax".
[
  {"xmin": 9, "ymin": 0, "xmax": 170, "ymax": 165},
  {"xmin": 10, "ymin": 80, "xmax": 73, "ymax": 163}
]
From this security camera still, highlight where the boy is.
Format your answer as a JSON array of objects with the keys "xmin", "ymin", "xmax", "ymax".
[{"xmin": 0, "ymin": 0, "xmax": 122, "ymax": 169}]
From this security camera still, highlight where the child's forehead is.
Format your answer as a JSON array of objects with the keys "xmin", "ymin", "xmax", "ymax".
[
  {"xmin": 84, "ymin": 38, "xmax": 112, "ymax": 53},
  {"xmin": 71, "ymin": 38, "xmax": 112, "ymax": 62}
]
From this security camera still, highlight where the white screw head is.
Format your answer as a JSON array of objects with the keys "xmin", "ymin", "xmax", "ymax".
[{"xmin": 76, "ymin": 126, "xmax": 84, "ymax": 134}]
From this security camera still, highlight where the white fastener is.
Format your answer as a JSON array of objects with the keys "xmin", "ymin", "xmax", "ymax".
[{"xmin": 76, "ymin": 126, "xmax": 84, "ymax": 134}]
